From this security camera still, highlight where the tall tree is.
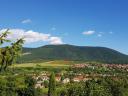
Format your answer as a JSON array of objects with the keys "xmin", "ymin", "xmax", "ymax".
[
  {"xmin": 48, "ymin": 72, "xmax": 56, "ymax": 96},
  {"xmin": 0, "ymin": 30, "xmax": 24, "ymax": 71}
]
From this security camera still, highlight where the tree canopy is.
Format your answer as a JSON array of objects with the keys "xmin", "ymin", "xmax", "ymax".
[{"xmin": 0, "ymin": 29, "xmax": 24, "ymax": 71}]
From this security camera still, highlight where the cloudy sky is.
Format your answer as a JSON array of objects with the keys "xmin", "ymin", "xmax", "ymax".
[{"xmin": 0, "ymin": 0, "xmax": 128, "ymax": 54}]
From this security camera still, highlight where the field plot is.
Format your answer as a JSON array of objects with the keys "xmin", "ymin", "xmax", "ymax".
[{"xmin": 13, "ymin": 60, "xmax": 72, "ymax": 68}]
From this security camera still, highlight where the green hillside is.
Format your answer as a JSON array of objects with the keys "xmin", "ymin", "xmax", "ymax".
[{"xmin": 18, "ymin": 44, "xmax": 128, "ymax": 64}]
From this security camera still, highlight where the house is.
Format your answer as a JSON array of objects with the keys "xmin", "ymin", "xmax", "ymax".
[
  {"xmin": 35, "ymin": 81, "xmax": 44, "ymax": 88},
  {"xmin": 62, "ymin": 78, "xmax": 70, "ymax": 83},
  {"xmin": 55, "ymin": 76, "xmax": 61, "ymax": 82},
  {"xmin": 41, "ymin": 76, "xmax": 49, "ymax": 81},
  {"xmin": 73, "ymin": 75, "xmax": 84, "ymax": 82},
  {"xmin": 83, "ymin": 77, "xmax": 92, "ymax": 82},
  {"xmin": 73, "ymin": 77, "xmax": 80, "ymax": 82}
]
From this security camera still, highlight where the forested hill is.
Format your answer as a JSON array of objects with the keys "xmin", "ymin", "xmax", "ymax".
[{"xmin": 19, "ymin": 44, "xmax": 128, "ymax": 64}]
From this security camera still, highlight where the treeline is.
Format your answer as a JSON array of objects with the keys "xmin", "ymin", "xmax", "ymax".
[{"xmin": 57, "ymin": 77, "xmax": 128, "ymax": 96}]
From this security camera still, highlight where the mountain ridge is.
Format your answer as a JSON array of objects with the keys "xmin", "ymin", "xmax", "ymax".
[{"xmin": 19, "ymin": 44, "xmax": 128, "ymax": 64}]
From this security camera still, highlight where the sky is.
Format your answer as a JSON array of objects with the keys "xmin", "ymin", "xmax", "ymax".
[{"xmin": 0, "ymin": 0, "xmax": 128, "ymax": 54}]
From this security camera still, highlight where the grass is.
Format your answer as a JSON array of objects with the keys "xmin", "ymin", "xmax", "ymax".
[
  {"xmin": 13, "ymin": 63, "xmax": 70, "ymax": 68},
  {"xmin": 12, "ymin": 60, "xmax": 91, "ymax": 68},
  {"xmin": 41, "ymin": 88, "xmax": 48, "ymax": 95},
  {"xmin": 12, "ymin": 60, "xmax": 72, "ymax": 68},
  {"xmin": 6, "ymin": 60, "xmax": 74, "ymax": 74}
]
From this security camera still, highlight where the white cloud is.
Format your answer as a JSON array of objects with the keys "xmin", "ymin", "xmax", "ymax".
[
  {"xmin": 97, "ymin": 32, "xmax": 104, "ymax": 37},
  {"xmin": 49, "ymin": 37, "xmax": 63, "ymax": 45},
  {"xmin": 21, "ymin": 19, "xmax": 32, "ymax": 24},
  {"xmin": 0, "ymin": 29, "xmax": 63, "ymax": 45},
  {"xmin": 82, "ymin": 30, "xmax": 113, "ymax": 38},
  {"xmin": 82, "ymin": 30, "xmax": 95, "ymax": 35}
]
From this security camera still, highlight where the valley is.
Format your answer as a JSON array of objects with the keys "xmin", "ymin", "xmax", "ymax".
[{"xmin": 6, "ymin": 60, "xmax": 128, "ymax": 95}]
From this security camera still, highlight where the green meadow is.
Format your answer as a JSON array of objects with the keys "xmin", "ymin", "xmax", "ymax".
[{"xmin": 13, "ymin": 60, "xmax": 72, "ymax": 68}]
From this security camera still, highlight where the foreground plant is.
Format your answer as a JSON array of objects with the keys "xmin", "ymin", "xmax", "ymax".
[{"xmin": 0, "ymin": 29, "xmax": 24, "ymax": 71}]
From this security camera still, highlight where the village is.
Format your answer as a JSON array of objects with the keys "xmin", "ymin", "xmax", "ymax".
[{"xmin": 33, "ymin": 63, "xmax": 128, "ymax": 88}]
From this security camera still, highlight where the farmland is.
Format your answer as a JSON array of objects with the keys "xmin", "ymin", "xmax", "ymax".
[{"xmin": 13, "ymin": 62, "xmax": 70, "ymax": 68}]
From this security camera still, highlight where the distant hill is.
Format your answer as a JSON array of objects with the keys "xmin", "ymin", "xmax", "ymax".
[{"xmin": 18, "ymin": 44, "xmax": 128, "ymax": 64}]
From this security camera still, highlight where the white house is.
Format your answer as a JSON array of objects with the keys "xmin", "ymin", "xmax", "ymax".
[{"xmin": 62, "ymin": 78, "xmax": 70, "ymax": 83}]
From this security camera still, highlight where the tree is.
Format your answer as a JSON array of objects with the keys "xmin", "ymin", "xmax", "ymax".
[
  {"xmin": 66, "ymin": 83, "xmax": 84, "ymax": 96},
  {"xmin": 24, "ymin": 75, "xmax": 36, "ymax": 96},
  {"xmin": 0, "ymin": 77, "xmax": 6, "ymax": 96},
  {"xmin": 61, "ymin": 75, "xmax": 65, "ymax": 82},
  {"xmin": 0, "ymin": 29, "xmax": 24, "ymax": 71},
  {"xmin": 16, "ymin": 75, "xmax": 42, "ymax": 96},
  {"xmin": 6, "ymin": 76, "xmax": 18, "ymax": 96},
  {"xmin": 83, "ymin": 79, "xmax": 112, "ymax": 96},
  {"xmin": 44, "ymin": 80, "xmax": 49, "ymax": 88},
  {"xmin": 48, "ymin": 72, "xmax": 56, "ymax": 96}
]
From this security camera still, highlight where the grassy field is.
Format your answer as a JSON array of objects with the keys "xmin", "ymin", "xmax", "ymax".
[
  {"xmin": 13, "ymin": 60, "xmax": 72, "ymax": 68},
  {"xmin": 12, "ymin": 60, "xmax": 97, "ymax": 68}
]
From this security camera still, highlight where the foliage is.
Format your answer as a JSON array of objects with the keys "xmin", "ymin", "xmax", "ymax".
[
  {"xmin": 21, "ymin": 44, "xmax": 128, "ymax": 63},
  {"xmin": 0, "ymin": 30, "xmax": 24, "ymax": 71},
  {"xmin": 48, "ymin": 72, "xmax": 56, "ymax": 96},
  {"xmin": 44, "ymin": 80, "xmax": 49, "ymax": 88},
  {"xmin": 57, "ymin": 77, "xmax": 128, "ymax": 96},
  {"xmin": 0, "ymin": 75, "xmax": 43, "ymax": 96}
]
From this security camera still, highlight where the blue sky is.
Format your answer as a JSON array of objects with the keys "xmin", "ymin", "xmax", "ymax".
[{"xmin": 0, "ymin": 0, "xmax": 128, "ymax": 54}]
